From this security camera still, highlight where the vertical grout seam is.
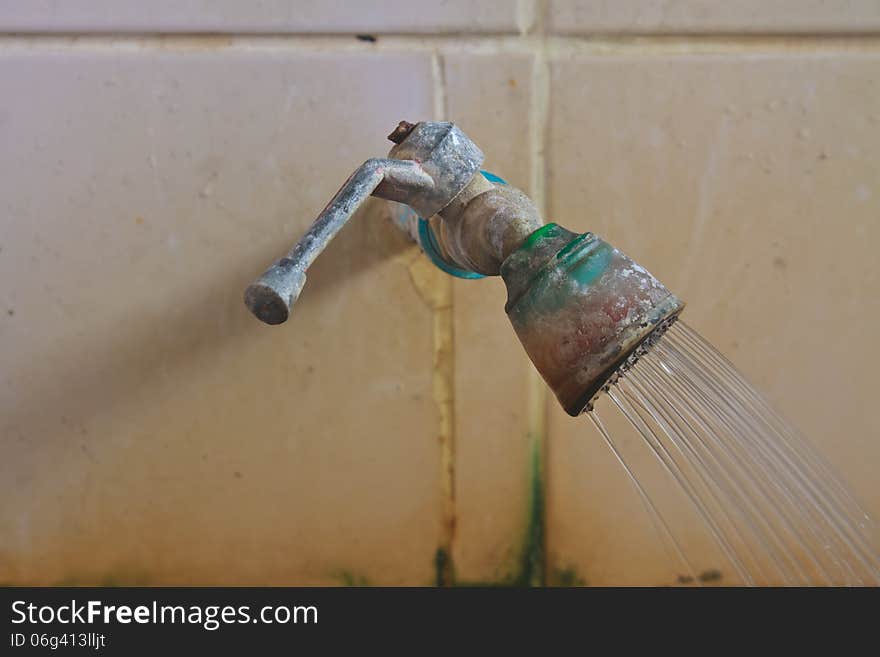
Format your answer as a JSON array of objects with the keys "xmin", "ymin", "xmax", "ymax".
[
  {"xmin": 517, "ymin": 0, "xmax": 539, "ymax": 36},
  {"xmin": 430, "ymin": 49, "xmax": 456, "ymax": 585},
  {"xmin": 526, "ymin": 0, "xmax": 551, "ymax": 586}
]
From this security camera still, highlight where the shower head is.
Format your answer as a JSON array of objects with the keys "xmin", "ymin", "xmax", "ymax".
[
  {"xmin": 501, "ymin": 224, "xmax": 683, "ymax": 415},
  {"xmin": 244, "ymin": 120, "xmax": 683, "ymax": 415}
]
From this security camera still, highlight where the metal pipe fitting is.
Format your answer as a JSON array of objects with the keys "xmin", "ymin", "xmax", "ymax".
[
  {"xmin": 245, "ymin": 121, "xmax": 542, "ymax": 323},
  {"xmin": 435, "ymin": 176, "xmax": 543, "ymax": 275}
]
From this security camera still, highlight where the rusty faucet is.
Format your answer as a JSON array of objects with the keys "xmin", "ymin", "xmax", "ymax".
[{"xmin": 245, "ymin": 121, "xmax": 683, "ymax": 415}]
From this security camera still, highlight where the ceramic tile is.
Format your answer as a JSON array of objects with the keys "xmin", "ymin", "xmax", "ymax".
[
  {"xmin": 549, "ymin": 1, "xmax": 880, "ymax": 34},
  {"xmin": 0, "ymin": 1, "xmax": 521, "ymax": 34},
  {"xmin": 0, "ymin": 47, "xmax": 442, "ymax": 585},
  {"xmin": 546, "ymin": 52, "xmax": 880, "ymax": 584},
  {"xmin": 444, "ymin": 52, "xmax": 539, "ymax": 584}
]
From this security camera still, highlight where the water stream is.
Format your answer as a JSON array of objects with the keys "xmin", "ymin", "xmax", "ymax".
[{"xmin": 588, "ymin": 320, "xmax": 880, "ymax": 586}]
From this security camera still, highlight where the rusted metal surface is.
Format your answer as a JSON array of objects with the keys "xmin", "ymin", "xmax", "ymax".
[
  {"xmin": 244, "ymin": 121, "xmax": 486, "ymax": 324},
  {"xmin": 387, "ymin": 120, "xmax": 416, "ymax": 144},
  {"xmin": 385, "ymin": 121, "xmax": 484, "ymax": 218},
  {"xmin": 244, "ymin": 156, "xmax": 434, "ymax": 324},
  {"xmin": 437, "ymin": 179, "xmax": 542, "ymax": 275},
  {"xmin": 502, "ymin": 224, "xmax": 684, "ymax": 416}
]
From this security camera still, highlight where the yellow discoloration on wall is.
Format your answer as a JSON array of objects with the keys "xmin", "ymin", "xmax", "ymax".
[{"xmin": 406, "ymin": 254, "xmax": 456, "ymax": 582}]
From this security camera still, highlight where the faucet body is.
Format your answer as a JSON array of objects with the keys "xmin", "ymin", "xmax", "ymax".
[
  {"xmin": 245, "ymin": 121, "xmax": 683, "ymax": 415},
  {"xmin": 245, "ymin": 122, "xmax": 541, "ymax": 324}
]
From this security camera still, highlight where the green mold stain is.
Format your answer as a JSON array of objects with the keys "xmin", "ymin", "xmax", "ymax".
[
  {"xmin": 549, "ymin": 566, "xmax": 588, "ymax": 587},
  {"xmin": 698, "ymin": 568, "xmax": 723, "ymax": 583},
  {"xmin": 449, "ymin": 435, "xmax": 546, "ymax": 587},
  {"xmin": 434, "ymin": 547, "xmax": 453, "ymax": 587},
  {"xmin": 513, "ymin": 435, "xmax": 545, "ymax": 587},
  {"xmin": 335, "ymin": 570, "xmax": 370, "ymax": 587}
]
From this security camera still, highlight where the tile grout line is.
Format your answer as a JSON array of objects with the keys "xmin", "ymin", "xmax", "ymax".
[
  {"xmin": 431, "ymin": 50, "xmax": 448, "ymax": 122},
  {"xmin": 430, "ymin": 49, "xmax": 457, "ymax": 586},
  {"xmin": 2, "ymin": 33, "xmax": 880, "ymax": 55},
  {"xmin": 517, "ymin": 0, "xmax": 538, "ymax": 36},
  {"xmin": 526, "ymin": 0, "xmax": 550, "ymax": 587}
]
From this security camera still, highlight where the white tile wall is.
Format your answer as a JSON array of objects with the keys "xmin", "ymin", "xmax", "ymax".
[
  {"xmin": 549, "ymin": 1, "xmax": 880, "ymax": 34},
  {"xmin": 0, "ymin": 0, "xmax": 521, "ymax": 34},
  {"xmin": 1, "ymin": 1, "xmax": 878, "ymax": 586}
]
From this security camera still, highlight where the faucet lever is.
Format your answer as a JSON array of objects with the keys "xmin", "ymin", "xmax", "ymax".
[
  {"xmin": 245, "ymin": 121, "xmax": 485, "ymax": 325},
  {"xmin": 244, "ymin": 157, "xmax": 433, "ymax": 325}
]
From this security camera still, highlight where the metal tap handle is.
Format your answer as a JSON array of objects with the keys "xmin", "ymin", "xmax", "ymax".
[
  {"xmin": 245, "ymin": 121, "xmax": 485, "ymax": 325},
  {"xmin": 244, "ymin": 157, "xmax": 433, "ymax": 325}
]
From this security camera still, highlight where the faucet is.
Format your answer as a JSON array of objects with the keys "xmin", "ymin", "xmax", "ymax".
[{"xmin": 245, "ymin": 120, "xmax": 684, "ymax": 415}]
